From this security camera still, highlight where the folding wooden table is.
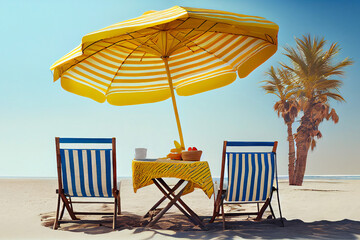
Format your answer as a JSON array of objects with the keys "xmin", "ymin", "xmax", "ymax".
[{"xmin": 132, "ymin": 159, "xmax": 214, "ymax": 229}]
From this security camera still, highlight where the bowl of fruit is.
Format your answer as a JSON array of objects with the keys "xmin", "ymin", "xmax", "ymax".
[{"xmin": 181, "ymin": 147, "xmax": 202, "ymax": 161}]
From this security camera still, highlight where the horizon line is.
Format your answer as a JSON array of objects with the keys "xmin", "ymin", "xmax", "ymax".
[{"xmin": 1, "ymin": 174, "xmax": 360, "ymax": 179}]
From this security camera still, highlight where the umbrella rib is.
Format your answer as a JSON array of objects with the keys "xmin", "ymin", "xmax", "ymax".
[
  {"xmin": 172, "ymin": 19, "xmax": 208, "ymax": 45},
  {"xmin": 126, "ymin": 32, "xmax": 162, "ymax": 56},
  {"xmin": 186, "ymin": 20, "xmax": 216, "ymax": 39},
  {"xmin": 104, "ymin": 44, "xmax": 143, "ymax": 95},
  {"xmin": 165, "ymin": 19, "xmax": 196, "ymax": 54},
  {"xmin": 168, "ymin": 17, "xmax": 189, "ymax": 29},
  {"xmin": 167, "ymin": 22, "xmax": 218, "ymax": 55},
  {"xmin": 171, "ymin": 20, "xmax": 276, "ymax": 45},
  {"xmin": 62, "ymin": 38, "xmax": 141, "ymax": 76},
  {"xmin": 148, "ymin": 17, "xmax": 188, "ymax": 32},
  {"xmin": 168, "ymin": 19, "xmax": 207, "ymax": 52},
  {"xmin": 179, "ymin": 21, "xmax": 218, "ymax": 43},
  {"xmin": 169, "ymin": 29, "xmax": 194, "ymax": 55},
  {"xmin": 179, "ymin": 37, "xmax": 236, "ymax": 71},
  {"xmin": 105, "ymin": 33, "xmax": 162, "ymax": 95},
  {"xmin": 170, "ymin": 28, "xmax": 277, "ymax": 72},
  {"xmin": 61, "ymin": 32, "xmax": 161, "ymax": 86},
  {"xmin": 82, "ymin": 34, "xmax": 132, "ymax": 53},
  {"xmin": 168, "ymin": 32, "xmax": 198, "ymax": 55},
  {"xmin": 168, "ymin": 31, "xmax": 201, "ymax": 53},
  {"xmin": 79, "ymin": 30, "xmax": 160, "ymax": 63},
  {"xmin": 171, "ymin": 20, "xmax": 275, "ymax": 49}
]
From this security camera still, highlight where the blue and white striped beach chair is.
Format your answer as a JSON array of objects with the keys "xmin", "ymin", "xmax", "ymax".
[
  {"xmin": 210, "ymin": 141, "xmax": 284, "ymax": 229},
  {"xmin": 53, "ymin": 137, "xmax": 120, "ymax": 230}
]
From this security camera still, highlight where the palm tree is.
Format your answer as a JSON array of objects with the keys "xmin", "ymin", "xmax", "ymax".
[
  {"xmin": 282, "ymin": 35, "xmax": 353, "ymax": 185},
  {"xmin": 261, "ymin": 66, "xmax": 300, "ymax": 185}
]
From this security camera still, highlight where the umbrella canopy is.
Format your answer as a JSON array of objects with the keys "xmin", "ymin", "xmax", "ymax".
[{"xmin": 51, "ymin": 6, "xmax": 279, "ymax": 148}]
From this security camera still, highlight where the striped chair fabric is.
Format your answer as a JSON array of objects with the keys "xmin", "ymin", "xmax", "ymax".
[
  {"xmin": 226, "ymin": 152, "xmax": 275, "ymax": 202},
  {"xmin": 59, "ymin": 138, "xmax": 114, "ymax": 198}
]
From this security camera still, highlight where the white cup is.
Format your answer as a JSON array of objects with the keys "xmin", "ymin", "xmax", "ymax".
[{"xmin": 135, "ymin": 148, "xmax": 147, "ymax": 159}]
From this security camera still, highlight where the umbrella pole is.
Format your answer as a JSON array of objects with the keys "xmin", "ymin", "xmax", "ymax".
[{"xmin": 162, "ymin": 57, "xmax": 185, "ymax": 148}]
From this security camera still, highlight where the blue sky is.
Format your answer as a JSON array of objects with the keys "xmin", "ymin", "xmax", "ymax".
[{"xmin": 0, "ymin": 0, "xmax": 359, "ymax": 178}]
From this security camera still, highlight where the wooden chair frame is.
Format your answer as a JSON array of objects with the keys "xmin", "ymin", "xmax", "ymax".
[
  {"xmin": 53, "ymin": 137, "xmax": 121, "ymax": 230},
  {"xmin": 209, "ymin": 141, "xmax": 284, "ymax": 229}
]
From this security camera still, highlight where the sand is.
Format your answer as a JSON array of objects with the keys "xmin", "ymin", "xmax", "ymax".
[{"xmin": 0, "ymin": 178, "xmax": 360, "ymax": 239}]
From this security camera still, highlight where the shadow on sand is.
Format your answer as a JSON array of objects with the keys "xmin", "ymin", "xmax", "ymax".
[{"xmin": 41, "ymin": 212, "xmax": 360, "ymax": 239}]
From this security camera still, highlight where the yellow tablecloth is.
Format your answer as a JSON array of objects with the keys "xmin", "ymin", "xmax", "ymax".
[{"xmin": 132, "ymin": 159, "xmax": 214, "ymax": 198}]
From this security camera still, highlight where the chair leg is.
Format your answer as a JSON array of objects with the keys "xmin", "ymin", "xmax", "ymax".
[
  {"xmin": 68, "ymin": 196, "xmax": 74, "ymax": 211},
  {"xmin": 210, "ymin": 189, "xmax": 224, "ymax": 223},
  {"xmin": 113, "ymin": 197, "xmax": 117, "ymax": 230},
  {"xmin": 59, "ymin": 194, "xmax": 78, "ymax": 220},
  {"xmin": 269, "ymin": 203, "xmax": 275, "ymax": 219},
  {"xmin": 117, "ymin": 183, "xmax": 121, "ymax": 215},
  {"xmin": 275, "ymin": 189, "xmax": 285, "ymax": 227},
  {"xmin": 209, "ymin": 203, "xmax": 219, "ymax": 223},
  {"xmin": 221, "ymin": 202, "xmax": 226, "ymax": 230},
  {"xmin": 255, "ymin": 198, "xmax": 271, "ymax": 221},
  {"xmin": 53, "ymin": 194, "xmax": 61, "ymax": 230},
  {"xmin": 117, "ymin": 194, "xmax": 121, "ymax": 215},
  {"xmin": 59, "ymin": 201, "xmax": 65, "ymax": 220}
]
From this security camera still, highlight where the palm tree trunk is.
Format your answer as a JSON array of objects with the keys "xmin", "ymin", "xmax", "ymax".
[
  {"xmin": 294, "ymin": 110, "xmax": 312, "ymax": 186},
  {"xmin": 287, "ymin": 123, "xmax": 296, "ymax": 185},
  {"xmin": 294, "ymin": 136, "xmax": 309, "ymax": 186}
]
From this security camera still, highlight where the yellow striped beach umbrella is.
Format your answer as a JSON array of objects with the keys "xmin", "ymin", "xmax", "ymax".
[{"xmin": 50, "ymin": 6, "xmax": 279, "ymax": 148}]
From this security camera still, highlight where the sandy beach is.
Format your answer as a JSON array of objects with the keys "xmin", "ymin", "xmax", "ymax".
[{"xmin": 0, "ymin": 178, "xmax": 360, "ymax": 239}]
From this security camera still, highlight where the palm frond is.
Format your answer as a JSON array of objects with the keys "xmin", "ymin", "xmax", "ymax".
[
  {"xmin": 323, "ymin": 57, "xmax": 354, "ymax": 77},
  {"xmin": 317, "ymin": 92, "xmax": 345, "ymax": 102},
  {"xmin": 282, "ymin": 35, "xmax": 352, "ymax": 103},
  {"xmin": 314, "ymin": 79, "xmax": 343, "ymax": 90}
]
